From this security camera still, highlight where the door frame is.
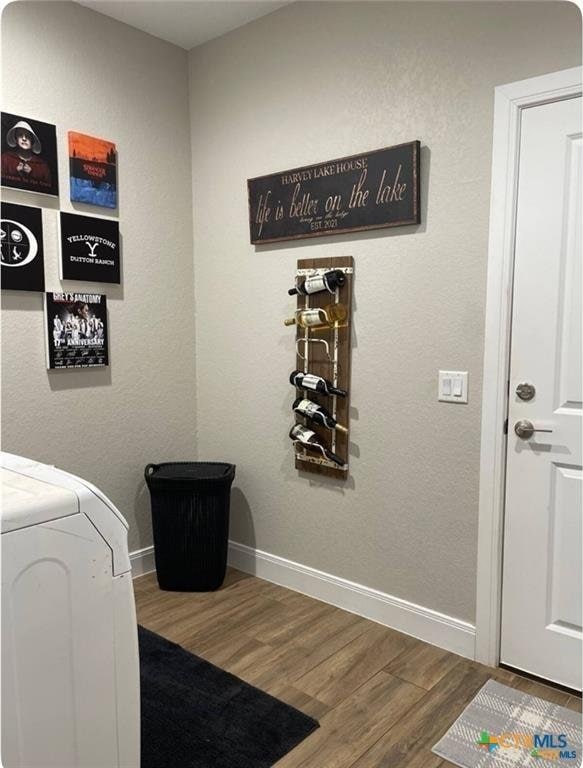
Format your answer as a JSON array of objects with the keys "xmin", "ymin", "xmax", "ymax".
[{"xmin": 475, "ymin": 66, "xmax": 582, "ymax": 666}]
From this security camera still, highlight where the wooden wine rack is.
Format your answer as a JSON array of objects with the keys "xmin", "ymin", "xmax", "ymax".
[{"xmin": 291, "ymin": 256, "xmax": 353, "ymax": 479}]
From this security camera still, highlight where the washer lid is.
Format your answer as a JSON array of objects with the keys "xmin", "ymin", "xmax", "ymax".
[
  {"xmin": 1, "ymin": 452, "xmax": 131, "ymax": 575},
  {"xmin": 1, "ymin": 467, "xmax": 78, "ymax": 533}
]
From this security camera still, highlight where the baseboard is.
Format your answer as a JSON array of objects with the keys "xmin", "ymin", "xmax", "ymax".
[
  {"xmin": 129, "ymin": 540, "xmax": 476, "ymax": 659},
  {"xmin": 228, "ymin": 540, "xmax": 476, "ymax": 659},
  {"xmin": 130, "ymin": 545, "xmax": 155, "ymax": 578}
]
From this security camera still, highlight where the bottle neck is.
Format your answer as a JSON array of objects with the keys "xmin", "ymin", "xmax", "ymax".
[{"xmin": 324, "ymin": 448, "xmax": 344, "ymax": 466}]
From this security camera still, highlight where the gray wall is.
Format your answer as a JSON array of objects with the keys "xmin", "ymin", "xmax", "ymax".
[
  {"xmin": 188, "ymin": 1, "xmax": 581, "ymax": 622},
  {"xmin": 1, "ymin": 1, "xmax": 197, "ymax": 551},
  {"xmin": 1, "ymin": 1, "xmax": 580, "ymax": 624}
]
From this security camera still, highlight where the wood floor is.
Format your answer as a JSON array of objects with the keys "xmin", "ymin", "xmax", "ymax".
[{"xmin": 134, "ymin": 569, "xmax": 581, "ymax": 768}]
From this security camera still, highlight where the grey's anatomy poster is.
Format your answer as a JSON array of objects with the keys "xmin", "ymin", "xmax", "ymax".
[{"xmin": 45, "ymin": 292, "xmax": 109, "ymax": 370}]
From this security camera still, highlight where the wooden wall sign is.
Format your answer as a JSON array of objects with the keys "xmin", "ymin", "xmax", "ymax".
[{"xmin": 248, "ymin": 141, "xmax": 420, "ymax": 244}]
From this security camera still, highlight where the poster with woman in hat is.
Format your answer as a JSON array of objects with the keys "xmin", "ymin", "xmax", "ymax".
[{"xmin": 1, "ymin": 112, "xmax": 59, "ymax": 196}]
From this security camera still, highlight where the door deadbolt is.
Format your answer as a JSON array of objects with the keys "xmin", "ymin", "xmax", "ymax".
[{"xmin": 516, "ymin": 382, "xmax": 536, "ymax": 401}]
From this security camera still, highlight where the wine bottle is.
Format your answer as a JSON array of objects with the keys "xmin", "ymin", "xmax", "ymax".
[
  {"xmin": 283, "ymin": 303, "xmax": 347, "ymax": 329},
  {"xmin": 289, "ymin": 424, "xmax": 344, "ymax": 466},
  {"xmin": 288, "ymin": 269, "xmax": 346, "ymax": 296},
  {"xmin": 293, "ymin": 397, "xmax": 348, "ymax": 433},
  {"xmin": 290, "ymin": 370, "xmax": 347, "ymax": 397}
]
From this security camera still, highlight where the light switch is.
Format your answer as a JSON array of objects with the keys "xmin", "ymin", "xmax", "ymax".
[{"xmin": 439, "ymin": 371, "xmax": 469, "ymax": 403}]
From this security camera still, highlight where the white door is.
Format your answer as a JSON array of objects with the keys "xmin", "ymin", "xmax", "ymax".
[{"xmin": 500, "ymin": 94, "xmax": 582, "ymax": 690}]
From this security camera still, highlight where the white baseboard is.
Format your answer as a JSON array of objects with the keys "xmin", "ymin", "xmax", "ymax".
[
  {"xmin": 228, "ymin": 540, "xmax": 476, "ymax": 659},
  {"xmin": 129, "ymin": 539, "xmax": 476, "ymax": 659},
  {"xmin": 130, "ymin": 545, "xmax": 155, "ymax": 578}
]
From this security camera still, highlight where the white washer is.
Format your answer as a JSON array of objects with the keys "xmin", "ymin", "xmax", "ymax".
[{"xmin": 1, "ymin": 452, "xmax": 140, "ymax": 768}]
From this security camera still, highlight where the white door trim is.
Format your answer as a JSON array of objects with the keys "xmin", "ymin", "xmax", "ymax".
[{"xmin": 475, "ymin": 66, "xmax": 582, "ymax": 666}]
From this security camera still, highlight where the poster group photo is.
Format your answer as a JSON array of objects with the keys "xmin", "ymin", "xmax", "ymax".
[
  {"xmin": 45, "ymin": 292, "xmax": 109, "ymax": 370},
  {"xmin": 1, "ymin": 111, "xmax": 118, "ymax": 373}
]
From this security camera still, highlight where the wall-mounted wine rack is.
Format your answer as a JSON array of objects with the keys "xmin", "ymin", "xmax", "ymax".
[{"xmin": 290, "ymin": 256, "xmax": 353, "ymax": 479}]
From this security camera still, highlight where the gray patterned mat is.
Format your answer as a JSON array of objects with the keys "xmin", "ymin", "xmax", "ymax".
[{"xmin": 432, "ymin": 679, "xmax": 581, "ymax": 767}]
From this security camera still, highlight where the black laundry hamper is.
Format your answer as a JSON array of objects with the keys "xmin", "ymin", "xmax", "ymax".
[{"xmin": 144, "ymin": 462, "xmax": 236, "ymax": 591}]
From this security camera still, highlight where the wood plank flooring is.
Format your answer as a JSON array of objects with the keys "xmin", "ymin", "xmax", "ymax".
[{"xmin": 134, "ymin": 569, "xmax": 581, "ymax": 768}]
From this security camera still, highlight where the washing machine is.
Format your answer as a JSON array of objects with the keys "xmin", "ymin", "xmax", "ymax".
[{"xmin": 1, "ymin": 452, "xmax": 140, "ymax": 768}]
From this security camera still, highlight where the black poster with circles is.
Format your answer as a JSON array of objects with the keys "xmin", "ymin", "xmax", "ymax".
[
  {"xmin": 1, "ymin": 112, "xmax": 59, "ymax": 197},
  {"xmin": 1, "ymin": 202, "xmax": 45, "ymax": 291}
]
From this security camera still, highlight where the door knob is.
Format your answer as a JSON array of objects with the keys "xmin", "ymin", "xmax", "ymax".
[{"xmin": 514, "ymin": 420, "xmax": 553, "ymax": 439}]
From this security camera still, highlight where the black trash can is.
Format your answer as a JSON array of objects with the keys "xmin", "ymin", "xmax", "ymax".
[{"xmin": 144, "ymin": 462, "xmax": 236, "ymax": 592}]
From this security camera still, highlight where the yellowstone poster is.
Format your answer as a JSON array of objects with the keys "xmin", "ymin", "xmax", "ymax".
[{"xmin": 59, "ymin": 211, "xmax": 120, "ymax": 284}]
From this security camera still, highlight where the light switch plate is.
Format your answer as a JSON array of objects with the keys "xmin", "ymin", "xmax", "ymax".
[{"xmin": 439, "ymin": 370, "xmax": 468, "ymax": 403}]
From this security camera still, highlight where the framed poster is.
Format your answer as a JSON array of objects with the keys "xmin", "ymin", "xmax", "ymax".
[
  {"xmin": 69, "ymin": 131, "xmax": 117, "ymax": 208},
  {"xmin": 247, "ymin": 141, "xmax": 420, "ymax": 244},
  {"xmin": 45, "ymin": 292, "xmax": 109, "ymax": 370},
  {"xmin": 59, "ymin": 212, "xmax": 120, "ymax": 284},
  {"xmin": 1, "ymin": 202, "xmax": 45, "ymax": 291},
  {"xmin": 1, "ymin": 112, "xmax": 59, "ymax": 196}
]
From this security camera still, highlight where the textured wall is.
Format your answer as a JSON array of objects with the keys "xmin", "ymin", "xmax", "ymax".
[
  {"xmin": 1, "ymin": 2, "xmax": 197, "ymax": 551},
  {"xmin": 188, "ymin": 1, "xmax": 581, "ymax": 622}
]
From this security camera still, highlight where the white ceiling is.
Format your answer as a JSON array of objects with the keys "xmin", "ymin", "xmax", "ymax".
[{"xmin": 77, "ymin": 1, "xmax": 291, "ymax": 50}]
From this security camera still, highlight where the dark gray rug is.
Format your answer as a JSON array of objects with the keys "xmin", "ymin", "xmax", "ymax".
[
  {"xmin": 139, "ymin": 625, "xmax": 319, "ymax": 768},
  {"xmin": 432, "ymin": 679, "xmax": 581, "ymax": 768}
]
